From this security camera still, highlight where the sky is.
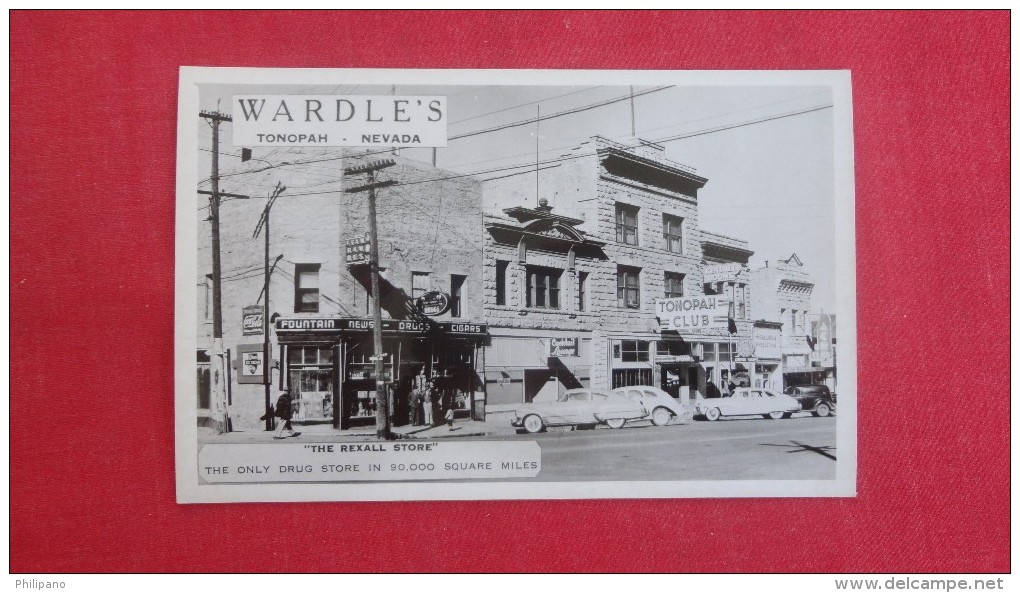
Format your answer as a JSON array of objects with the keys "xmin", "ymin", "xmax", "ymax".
[{"xmin": 199, "ymin": 81, "xmax": 839, "ymax": 312}]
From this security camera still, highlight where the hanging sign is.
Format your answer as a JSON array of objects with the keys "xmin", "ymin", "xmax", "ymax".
[
  {"xmin": 415, "ymin": 291, "xmax": 451, "ymax": 316},
  {"xmin": 242, "ymin": 305, "xmax": 264, "ymax": 335},
  {"xmin": 655, "ymin": 296, "xmax": 728, "ymax": 330},
  {"xmin": 344, "ymin": 233, "xmax": 371, "ymax": 266}
]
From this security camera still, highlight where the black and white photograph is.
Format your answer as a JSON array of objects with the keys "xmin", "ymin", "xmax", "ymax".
[{"xmin": 175, "ymin": 68, "xmax": 857, "ymax": 502}]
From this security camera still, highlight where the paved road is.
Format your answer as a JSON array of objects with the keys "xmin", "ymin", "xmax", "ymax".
[{"xmin": 506, "ymin": 415, "xmax": 838, "ymax": 481}]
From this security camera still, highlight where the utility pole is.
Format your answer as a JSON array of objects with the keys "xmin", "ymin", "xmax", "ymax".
[
  {"xmin": 254, "ymin": 182, "xmax": 286, "ymax": 431},
  {"xmin": 344, "ymin": 159, "xmax": 397, "ymax": 440},
  {"xmin": 200, "ymin": 110, "xmax": 232, "ymax": 433}
]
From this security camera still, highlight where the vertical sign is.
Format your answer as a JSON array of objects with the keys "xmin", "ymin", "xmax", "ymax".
[{"xmin": 242, "ymin": 305, "xmax": 264, "ymax": 336}]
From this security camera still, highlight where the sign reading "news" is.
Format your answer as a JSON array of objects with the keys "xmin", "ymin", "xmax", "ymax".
[{"xmin": 232, "ymin": 95, "xmax": 448, "ymax": 147}]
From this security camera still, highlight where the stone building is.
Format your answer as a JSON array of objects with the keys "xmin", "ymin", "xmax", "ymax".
[
  {"xmin": 749, "ymin": 253, "xmax": 819, "ymax": 390},
  {"xmin": 197, "ymin": 148, "xmax": 486, "ymax": 432},
  {"xmin": 480, "ymin": 136, "xmax": 757, "ymax": 404}
]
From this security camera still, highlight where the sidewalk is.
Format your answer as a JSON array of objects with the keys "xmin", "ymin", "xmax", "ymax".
[{"xmin": 199, "ymin": 409, "xmax": 520, "ymax": 444}]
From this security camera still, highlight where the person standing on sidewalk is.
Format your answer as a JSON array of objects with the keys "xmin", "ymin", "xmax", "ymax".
[
  {"xmin": 273, "ymin": 388, "xmax": 301, "ymax": 439},
  {"xmin": 423, "ymin": 381, "xmax": 435, "ymax": 426}
]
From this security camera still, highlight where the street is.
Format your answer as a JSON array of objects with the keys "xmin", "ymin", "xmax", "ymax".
[{"xmin": 503, "ymin": 415, "xmax": 838, "ymax": 482}]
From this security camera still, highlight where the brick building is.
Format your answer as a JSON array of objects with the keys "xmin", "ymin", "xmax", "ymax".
[{"xmin": 198, "ymin": 149, "xmax": 486, "ymax": 432}]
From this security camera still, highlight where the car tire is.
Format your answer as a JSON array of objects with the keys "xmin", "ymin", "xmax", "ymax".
[
  {"xmin": 814, "ymin": 403, "xmax": 832, "ymax": 417},
  {"xmin": 605, "ymin": 418, "xmax": 627, "ymax": 429},
  {"xmin": 705, "ymin": 407, "xmax": 721, "ymax": 422},
  {"xmin": 651, "ymin": 407, "xmax": 672, "ymax": 426},
  {"xmin": 767, "ymin": 411, "xmax": 785, "ymax": 420},
  {"xmin": 782, "ymin": 412, "xmax": 793, "ymax": 419},
  {"xmin": 522, "ymin": 414, "xmax": 545, "ymax": 434}
]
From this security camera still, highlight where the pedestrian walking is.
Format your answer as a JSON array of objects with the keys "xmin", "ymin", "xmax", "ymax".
[
  {"xmin": 273, "ymin": 388, "xmax": 301, "ymax": 439},
  {"xmin": 445, "ymin": 406, "xmax": 455, "ymax": 431}
]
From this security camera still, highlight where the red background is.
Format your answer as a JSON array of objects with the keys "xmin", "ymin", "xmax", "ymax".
[{"xmin": 10, "ymin": 11, "xmax": 1010, "ymax": 573}]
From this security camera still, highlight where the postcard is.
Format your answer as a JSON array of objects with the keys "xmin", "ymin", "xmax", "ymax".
[{"xmin": 175, "ymin": 67, "xmax": 856, "ymax": 502}]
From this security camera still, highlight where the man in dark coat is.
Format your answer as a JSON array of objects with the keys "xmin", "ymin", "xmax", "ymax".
[{"xmin": 273, "ymin": 388, "xmax": 301, "ymax": 439}]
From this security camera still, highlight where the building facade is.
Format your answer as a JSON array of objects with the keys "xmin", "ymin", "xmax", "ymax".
[
  {"xmin": 198, "ymin": 149, "xmax": 487, "ymax": 431},
  {"xmin": 480, "ymin": 136, "xmax": 757, "ymax": 405}
]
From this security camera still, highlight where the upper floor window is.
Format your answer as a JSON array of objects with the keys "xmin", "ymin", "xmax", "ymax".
[
  {"xmin": 294, "ymin": 264, "xmax": 321, "ymax": 313},
  {"xmin": 735, "ymin": 284, "xmax": 747, "ymax": 319},
  {"xmin": 617, "ymin": 266, "xmax": 641, "ymax": 309},
  {"xmin": 450, "ymin": 274, "xmax": 466, "ymax": 317},
  {"xmin": 664, "ymin": 272, "xmax": 685, "ymax": 299},
  {"xmin": 495, "ymin": 260, "xmax": 509, "ymax": 306},
  {"xmin": 577, "ymin": 271, "xmax": 588, "ymax": 312},
  {"xmin": 662, "ymin": 214, "xmax": 684, "ymax": 253},
  {"xmin": 614, "ymin": 340, "xmax": 651, "ymax": 362},
  {"xmin": 411, "ymin": 272, "xmax": 430, "ymax": 300},
  {"xmin": 526, "ymin": 265, "xmax": 561, "ymax": 309},
  {"xmin": 615, "ymin": 203, "xmax": 639, "ymax": 246}
]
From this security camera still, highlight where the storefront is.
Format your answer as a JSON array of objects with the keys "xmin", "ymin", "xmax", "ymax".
[
  {"xmin": 484, "ymin": 332, "xmax": 590, "ymax": 405},
  {"xmin": 275, "ymin": 317, "xmax": 487, "ymax": 429},
  {"xmin": 752, "ymin": 321, "xmax": 783, "ymax": 390}
]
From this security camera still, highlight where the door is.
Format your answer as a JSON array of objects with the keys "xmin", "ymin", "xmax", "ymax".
[{"xmin": 524, "ymin": 369, "xmax": 560, "ymax": 403}]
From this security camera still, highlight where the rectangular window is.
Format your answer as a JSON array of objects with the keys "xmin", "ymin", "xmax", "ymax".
[
  {"xmin": 411, "ymin": 272, "xmax": 430, "ymax": 300},
  {"xmin": 495, "ymin": 260, "xmax": 509, "ymax": 306},
  {"xmin": 294, "ymin": 264, "xmax": 320, "ymax": 313},
  {"xmin": 450, "ymin": 274, "xmax": 466, "ymax": 317},
  {"xmin": 662, "ymin": 214, "xmax": 684, "ymax": 253},
  {"xmin": 612, "ymin": 368, "xmax": 653, "ymax": 389},
  {"xmin": 664, "ymin": 272, "xmax": 685, "ymax": 299},
  {"xmin": 526, "ymin": 265, "xmax": 561, "ymax": 309},
  {"xmin": 617, "ymin": 340, "xmax": 651, "ymax": 362},
  {"xmin": 615, "ymin": 203, "xmax": 639, "ymax": 246},
  {"xmin": 577, "ymin": 271, "xmax": 588, "ymax": 312},
  {"xmin": 736, "ymin": 284, "xmax": 746, "ymax": 319},
  {"xmin": 617, "ymin": 266, "xmax": 641, "ymax": 309}
]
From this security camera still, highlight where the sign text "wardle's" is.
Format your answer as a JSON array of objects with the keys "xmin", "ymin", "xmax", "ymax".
[{"xmin": 232, "ymin": 95, "xmax": 447, "ymax": 148}]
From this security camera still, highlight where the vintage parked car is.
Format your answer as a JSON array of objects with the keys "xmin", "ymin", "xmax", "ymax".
[
  {"xmin": 511, "ymin": 388, "xmax": 648, "ymax": 433},
  {"xmin": 696, "ymin": 388, "xmax": 801, "ymax": 421},
  {"xmin": 611, "ymin": 386, "xmax": 693, "ymax": 426},
  {"xmin": 783, "ymin": 384, "xmax": 836, "ymax": 417}
]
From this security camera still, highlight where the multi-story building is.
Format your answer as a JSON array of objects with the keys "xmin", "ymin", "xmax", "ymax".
[
  {"xmin": 750, "ymin": 253, "xmax": 820, "ymax": 391},
  {"xmin": 480, "ymin": 136, "xmax": 756, "ymax": 404},
  {"xmin": 198, "ymin": 149, "xmax": 487, "ymax": 432}
]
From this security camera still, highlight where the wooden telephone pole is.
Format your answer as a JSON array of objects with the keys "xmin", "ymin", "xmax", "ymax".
[
  {"xmin": 199, "ymin": 110, "xmax": 232, "ymax": 433},
  {"xmin": 344, "ymin": 159, "xmax": 397, "ymax": 440}
]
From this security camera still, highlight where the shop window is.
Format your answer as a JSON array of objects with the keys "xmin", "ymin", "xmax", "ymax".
[
  {"xmin": 411, "ymin": 271, "xmax": 430, "ymax": 300},
  {"xmin": 294, "ymin": 264, "xmax": 320, "ymax": 313},
  {"xmin": 577, "ymin": 271, "xmax": 588, "ymax": 312},
  {"xmin": 617, "ymin": 266, "xmax": 641, "ymax": 308},
  {"xmin": 612, "ymin": 368, "xmax": 653, "ymax": 389},
  {"xmin": 615, "ymin": 340, "xmax": 650, "ymax": 362},
  {"xmin": 664, "ymin": 272, "xmax": 684, "ymax": 299},
  {"xmin": 286, "ymin": 346, "xmax": 335, "ymax": 421},
  {"xmin": 526, "ymin": 265, "xmax": 561, "ymax": 309},
  {"xmin": 450, "ymin": 274, "xmax": 466, "ymax": 317},
  {"xmin": 662, "ymin": 214, "xmax": 684, "ymax": 253},
  {"xmin": 495, "ymin": 260, "xmax": 509, "ymax": 306},
  {"xmin": 615, "ymin": 203, "xmax": 639, "ymax": 245}
]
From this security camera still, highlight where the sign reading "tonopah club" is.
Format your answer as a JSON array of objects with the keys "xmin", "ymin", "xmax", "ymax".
[
  {"xmin": 232, "ymin": 95, "xmax": 448, "ymax": 147},
  {"xmin": 655, "ymin": 296, "xmax": 728, "ymax": 330}
]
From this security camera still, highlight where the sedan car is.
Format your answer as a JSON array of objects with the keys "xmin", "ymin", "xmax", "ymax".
[
  {"xmin": 612, "ymin": 386, "xmax": 693, "ymax": 426},
  {"xmin": 696, "ymin": 388, "xmax": 801, "ymax": 421},
  {"xmin": 511, "ymin": 388, "xmax": 647, "ymax": 433},
  {"xmin": 784, "ymin": 384, "xmax": 836, "ymax": 417}
]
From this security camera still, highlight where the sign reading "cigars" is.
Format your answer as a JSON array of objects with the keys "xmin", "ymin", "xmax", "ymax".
[{"xmin": 232, "ymin": 95, "xmax": 448, "ymax": 147}]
